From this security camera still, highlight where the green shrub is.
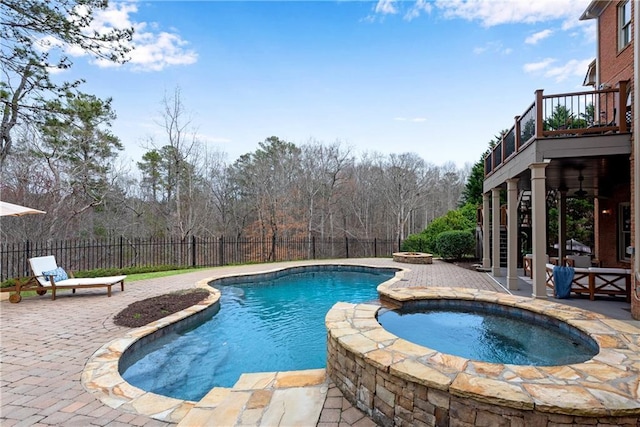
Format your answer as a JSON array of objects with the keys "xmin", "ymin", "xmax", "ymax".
[
  {"xmin": 421, "ymin": 209, "xmax": 474, "ymax": 253},
  {"xmin": 74, "ymin": 264, "xmax": 185, "ymax": 278},
  {"xmin": 1, "ymin": 278, "xmax": 17, "ymax": 289},
  {"xmin": 401, "ymin": 233, "xmax": 429, "ymax": 252},
  {"xmin": 435, "ymin": 230, "xmax": 475, "ymax": 260},
  {"xmin": 458, "ymin": 202, "xmax": 479, "ymax": 226}
]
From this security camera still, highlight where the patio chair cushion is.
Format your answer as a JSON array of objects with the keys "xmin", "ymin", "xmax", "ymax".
[{"xmin": 41, "ymin": 267, "xmax": 69, "ymax": 283}]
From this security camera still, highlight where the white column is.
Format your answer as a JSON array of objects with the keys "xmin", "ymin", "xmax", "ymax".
[
  {"xmin": 558, "ymin": 189, "xmax": 567, "ymax": 264},
  {"xmin": 530, "ymin": 163, "xmax": 549, "ymax": 299},
  {"xmin": 482, "ymin": 193, "xmax": 491, "ymax": 269},
  {"xmin": 492, "ymin": 187, "xmax": 502, "ymax": 276},
  {"xmin": 507, "ymin": 178, "xmax": 519, "ymax": 290}
]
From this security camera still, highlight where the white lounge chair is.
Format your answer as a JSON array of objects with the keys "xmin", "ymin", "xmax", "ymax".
[{"xmin": 28, "ymin": 256, "xmax": 126, "ymax": 301}]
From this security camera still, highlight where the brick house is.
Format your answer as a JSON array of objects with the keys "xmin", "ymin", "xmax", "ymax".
[{"xmin": 481, "ymin": 0, "xmax": 639, "ymax": 319}]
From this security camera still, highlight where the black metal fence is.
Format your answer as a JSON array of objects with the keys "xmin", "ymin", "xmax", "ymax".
[{"xmin": 0, "ymin": 236, "xmax": 401, "ymax": 282}]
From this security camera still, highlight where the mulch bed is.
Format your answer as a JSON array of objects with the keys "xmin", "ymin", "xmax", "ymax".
[{"xmin": 113, "ymin": 289, "xmax": 210, "ymax": 328}]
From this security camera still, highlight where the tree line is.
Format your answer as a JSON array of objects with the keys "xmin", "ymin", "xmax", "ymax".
[{"xmin": 1, "ymin": 88, "xmax": 474, "ymax": 243}]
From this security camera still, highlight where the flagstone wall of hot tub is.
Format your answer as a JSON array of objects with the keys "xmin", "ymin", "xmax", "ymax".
[{"xmin": 325, "ymin": 287, "xmax": 640, "ymax": 427}]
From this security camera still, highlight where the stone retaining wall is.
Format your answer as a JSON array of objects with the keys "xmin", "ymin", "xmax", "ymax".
[
  {"xmin": 327, "ymin": 332, "xmax": 637, "ymax": 427},
  {"xmin": 325, "ymin": 288, "xmax": 640, "ymax": 427}
]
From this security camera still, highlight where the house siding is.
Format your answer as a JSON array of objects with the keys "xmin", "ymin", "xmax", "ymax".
[{"xmin": 598, "ymin": 2, "xmax": 634, "ymax": 87}]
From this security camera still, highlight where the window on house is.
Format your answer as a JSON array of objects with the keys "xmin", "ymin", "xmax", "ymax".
[
  {"xmin": 619, "ymin": 0, "xmax": 632, "ymax": 50},
  {"xmin": 618, "ymin": 202, "xmax": 631, "ymax": 261}
]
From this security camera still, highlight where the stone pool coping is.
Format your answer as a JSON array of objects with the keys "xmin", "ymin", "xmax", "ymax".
[
  {"xmin": 81, "ymin": 277, "xmax": 220, "ymax": 423},
  {"xmin": 327, "ymin": 284, "xmax": 640, "ymax": 418},
  {"xmin": 81, "ymin": 263, "xmax": 405, "ymax": 423}
]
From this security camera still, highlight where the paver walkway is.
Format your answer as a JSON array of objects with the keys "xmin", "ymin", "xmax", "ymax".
[{"xmin": 1, "ymin": 258, "xmax": 635, "ymax": 426}]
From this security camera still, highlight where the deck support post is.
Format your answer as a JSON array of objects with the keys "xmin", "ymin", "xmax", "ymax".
[
  {"xmin": 507, "ymin": 178, "xmax": 519, "ymax": 290},
  {"xmin": 530, "ymin": 162, "xmax": 549, "ymax": 299},
  {"xmin": 482, "ymin": 193, "xmax": 491, "ymax": 269},
  {"xmin": 492, "ymin": 187, "xmax": 502, "ymax": 276},
  {"xmin": 558, "ymin": 189, "xmax": 567, "ymax": 265}
]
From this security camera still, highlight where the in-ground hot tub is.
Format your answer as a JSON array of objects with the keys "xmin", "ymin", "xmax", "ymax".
[
  {"xmin": 325, "ymin": 286, "xmax": 640, "ymax": 426},
  {"xmin": 377, "ymin": 299, "xmax": 599, "ymax": 366}
]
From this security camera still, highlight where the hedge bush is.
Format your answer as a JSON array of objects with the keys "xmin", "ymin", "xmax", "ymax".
[
  {"xmin": 435, "ymin": 230, "xmax": 475, "ymax": 260},
  {"xmin": 420, "ymin": 209, "xmax": 474, "ymax": 255},
  {"xmin": 401, "ymin": 233, "xmax": 429, "ymax": 252}
]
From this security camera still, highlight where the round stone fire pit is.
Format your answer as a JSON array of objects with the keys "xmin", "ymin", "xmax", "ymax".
[{"xmin": 392, "ymin": 252, "xmax": 432, "ymax": 264}]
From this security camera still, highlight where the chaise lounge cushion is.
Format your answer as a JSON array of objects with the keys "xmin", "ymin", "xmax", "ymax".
[{"xmin": 52, "ymin": 276, "xmax": 127, "ymax": 287}]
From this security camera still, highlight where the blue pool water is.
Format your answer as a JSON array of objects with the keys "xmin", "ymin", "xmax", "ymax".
[
  {"xmin": 120, "ymin": 266, "xmax": 395, "ymax": 401},
  {"xmin": 378, "ymin": 302, "xmax": 598, "ymax": 366}
]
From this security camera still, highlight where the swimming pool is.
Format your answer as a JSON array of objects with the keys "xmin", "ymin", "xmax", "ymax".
[{"xmin": 120, "ymin": 265, "xmax": 396, "ymax": 401}]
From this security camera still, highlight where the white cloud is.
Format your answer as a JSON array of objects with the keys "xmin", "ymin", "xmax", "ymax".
[
  {"xmin": 523, "ymin": 57, "xmax": 592, "ymax": 82},
  {"xmin": 404, "ymin": 0, "xmax": 433, "ymax": 21},
  {"xmin": 525, "ymin": 29, "xmax": 553, "ymax": 45},
  {"xmin": 35, "ymin": 2, "xmax": 198, "ymax": 72},
  {"xmin": 523, "ymin": 58, "xmax": 556, "ymax": 73},
  {"xmin": 473, "ymin": 41, "xmax": 512, "ymax": 55},
  {"xmin": 125, "ymin": 27, "xmax": 198, "ymax": 71},
  {"xmin": 375, "ymin": 0, "xmax": 398, "ymax": 15},
  {"xmin": 95, "ymin": 3, "xmax": 198, "ymax": 71},
  {"xmin": 543, "ymin": 58, "xmax": 593, "ymax": 82},
  {"xmin": 434, "ymin": 0, "xmax": 591, "ymax": 27}
]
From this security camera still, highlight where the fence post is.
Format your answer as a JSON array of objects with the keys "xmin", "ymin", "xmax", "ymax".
[
  {"xmin": 374, "ymin": 238, "xmax": 377, "ymax": 258},
  {"xmin": 398, "ymin": 237, "xmax": 401, "ymax": 252},
  {"xmin": 312, "ymin": 236, "xmax": 316, "ymax": 260},
  {"xmin": 272, "ymin": 234, "xmax": 277, "ymax": 262},
  {"xmin": 25, "ymin": 240, "xmax": 31, "ymax": 277},
  {"xmin": 192, "ymin": 235, "xmax": 197, "ymax": 267},
  {"xmin": 219, "ymin": 236, "xmax": 224, "ymax": 266},
  {"xmin": 119, "ymin": 236, "xmax": 124, "ymax": 269},
  {"xmin": 345, "ymin": 237, "xmax": 349, "ymax": 258}
]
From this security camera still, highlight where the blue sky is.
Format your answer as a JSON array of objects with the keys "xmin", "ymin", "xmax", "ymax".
[{"xmin": 60, "ymin": 0, "xmax": 595, "ymax": 168}]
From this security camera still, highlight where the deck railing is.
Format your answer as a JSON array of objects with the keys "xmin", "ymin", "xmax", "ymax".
[{"xmin": 484, "ymin": 81, "xmax": 629, "ymax": 177}]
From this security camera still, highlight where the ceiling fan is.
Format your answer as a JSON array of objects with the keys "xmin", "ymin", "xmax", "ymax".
[{"xmin": 574, "ymin": 173, "xmax": 588, "ymax": 199}]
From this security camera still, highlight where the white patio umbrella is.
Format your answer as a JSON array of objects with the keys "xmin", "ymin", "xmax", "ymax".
[
  {"xmin": 0, "ymin": 201, "xmax": 46, "ymax": 217},
  {"xmin": 553, "ymin": 238, "xmax": 591, "ymax": 254}
]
